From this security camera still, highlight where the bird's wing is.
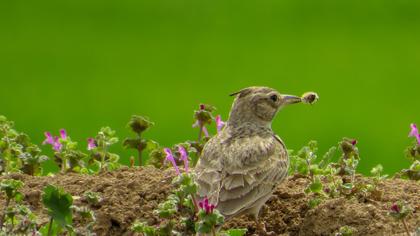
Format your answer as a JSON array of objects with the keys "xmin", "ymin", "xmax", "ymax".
[
  {"xmin": 194, "ymin": 135, "xmax": 225, "ymax": 204},
  {"xmin": 195, "ymin": 133, "xmax": 289, "ymax": 217}
]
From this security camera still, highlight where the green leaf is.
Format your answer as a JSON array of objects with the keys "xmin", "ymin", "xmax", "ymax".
[
  {"xmin": 342, "ymin": 183, "xmax": 354, "ymax": 190},
  {"xmin": 370, "ymin": 164, "xmax": 383, "ymax": 176},
  {"xmin": 195, "ymin": 221, "xmax": 212, "ymax": 234},
  {"xmin": 14, "ymin": 192, "xmax": 24, "ymax": 202},
  {"xmin": 309, "ymin": 164, "xmax": 322, "ymax": 175},
  {"xmin": 122, "ymin": 138, "xmax": 142, "ymax": 150},
  {"xmin": 223, "ymin": 228, "xmax": 248, "ymax": 236},
  {"xmin": 127, "ymin": 115, "xmax": 154, "ymax": 135},
  {"xmin": 308, "ymin": 197, "xmax": 322, "ymax": 209},
  {"xmin": 336, "ymin": 225, "xmax": 356, "ymax": 236},
  {"xmin": 309, "ymin": 177, "xmax": 323, "ymax": 193},
  {"xmin": 0, "ymin": 179, "xmax": 24, "ymax": 199},
  {"xmin": 42, "ymin": 185, "xmax": 73, "ymax": 227},
  {"xmin": 145, "ymin": 140, "xmax": 159, "ymax": 151},
  {"xmin": 295, "ymin": 158, "xmax": 309, "ymax": 175},
  {"xmin": 131, "ymin": 221, "xmax": 157, "ymax": 236}
]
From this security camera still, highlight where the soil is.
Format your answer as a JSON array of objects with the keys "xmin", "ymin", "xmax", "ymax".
[{"xmin": 0, "ymin": 167, "xmax": 419, "ymax": 236}]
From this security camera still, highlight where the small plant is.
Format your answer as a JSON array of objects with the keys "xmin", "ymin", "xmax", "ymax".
[
  {"xmin": 123, "ymin": 115, "xmax": 157, "ymax": 166},
  {"xmin": 360, "ymin": 164, "xmax": 388, "ymax": 200},
  {"xmin": 1, "ymin": 204, "xmax": 39, "ymax": 235},
  {"xmin": 148, "ymin": 148, "xmax": 166, "ymax": 169},
  {"xmin": 290, "ymin": 138, "xmax": 370, "ymax": 208},
  {"xmin": 389, "ymin": 201, "xmax": 413, "ymax": 236},
  {"xmin": 72, "ymin": 205, "xmax": 96, "ymax": 236},
  {"xmin": 195, "ymin": 197, "xmax": 224, "ymax": 236},
  {"xmin": 0, "ymin": 179, "xmax": 24, "ymax": 230},
  {"xmin": 86, "ymin": 127, "xmax": 120, "ymax": 172},
  {"xmin": 83, "ymin": 191, "xmax": 102, "ymax": 207},
  {"xmin": 398, "ymin": 123, "xmax": 420, "ymax": 180},
  {"xmin": 399, "ymin": 160, "xmax": 420, "ymax": 180},
  {"xmin": 41, "ymin": 185, "xmax": 74, "ymax": 236},
  {"xmin": 335, "ymin": 225, "xmax": 356, "ymax": 236},
  {"xmin": 0, "ymin": 116, "xmax": 49, "ymax": 175},
  {"xmin": 193, "ymin": 104, "xmax": 215, "ymax": 141},
  {"xmin": 335, "ymin": 138, "xmax": 360, "ymax": 195},
  {"xmin": 131, "ymin": 220, "xmax": 175, "ymax": 236},
  {"xmin": 19, "ymin": 148, "xmax": 49, "ymax": 176},
  {"xmin": 43, "ymin": 129, "xmax": 87, "ymax": 173},
  {"xmin": 290, "ymin": 140, "xmax": 338, "ymax": 208},
  {"xmin": 370, "ymin": 164, "xmax": 388, "ymax": 184}
]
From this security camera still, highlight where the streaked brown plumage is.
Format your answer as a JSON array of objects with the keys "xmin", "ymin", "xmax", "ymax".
[{"xmin": 194, "ymin": 86, "xmax": 318, "ymax": 234}]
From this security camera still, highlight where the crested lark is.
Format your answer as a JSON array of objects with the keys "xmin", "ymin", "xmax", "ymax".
[{"xmin": 194, "ymin": 86, "xmax": 318, "ymax": 235}]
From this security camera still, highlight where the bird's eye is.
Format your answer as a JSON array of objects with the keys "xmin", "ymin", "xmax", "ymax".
[{"xmin": 270, "ymin": 95, "xmax": 278, "ymax": 102}]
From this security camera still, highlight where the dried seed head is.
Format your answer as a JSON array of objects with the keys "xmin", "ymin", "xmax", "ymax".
[{"xmin": 302, "ymin": 92, "xmax": 319, "ymax": 105}]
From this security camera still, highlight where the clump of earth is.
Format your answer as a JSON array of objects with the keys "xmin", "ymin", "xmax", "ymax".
[{"xmin": 0, "ymin": 167, "xmax": 418, "ymax": 235}]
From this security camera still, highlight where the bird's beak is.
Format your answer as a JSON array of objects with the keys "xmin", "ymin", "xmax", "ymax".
[{"xmin": 282, "ymin": 95, "xmax": 302, "ymax": 105}]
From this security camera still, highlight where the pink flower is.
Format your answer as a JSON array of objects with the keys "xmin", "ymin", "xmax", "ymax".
[
  {"xmin": 409, "ymin": 123, "xmax": 420, "ymax": 145},
  {"xmin": 43, "ymin": 131, "xmax": 63, "ymax": 151},
  {"xmin": 52, "ymin": 137, "xmax": 62, "ymax": 151},
  {"xmin": 215, "ymin": 115, "xmax": 225, "ymax": 133},
  {"xmin": 178, "ymin": 146, "xmax": 189, "ymax": 173},
  {"xmin": 87, "ymin": 138, "xmax": 96, "ymax": 150},
  {"xmin": 351, "ymin": 139, "xmax": 357, "ymax": 146},
  {"xmin": 198, "ymin": 197, "xmax": 216, "ymax": 214},
  {"xmin": 164, "ymin": 148, "xmax": 180, "ymax": 175},
  {"xmin": 390, "ymin": 203, "xmax": 400, "ymax": 213},
  {"xmin": 42, "ymin": 132, "xmax": 54, "ymax": 145},
  {"xmin": 60, "ymin": 129, "xmax": 67, "ymax": 140}
]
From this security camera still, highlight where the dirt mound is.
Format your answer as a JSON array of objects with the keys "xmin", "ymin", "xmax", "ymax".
[{"xmin": 0, "ymin": 167, "xmax": 418, "ymax": 236}]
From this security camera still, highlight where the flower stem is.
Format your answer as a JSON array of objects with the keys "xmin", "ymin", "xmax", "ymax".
[
  {"xmin": 190, "ymin": 194, "xmax": 199, "ymax": 213},
  {"xmin": 8, "ymin": 216, "xmax": 14, "ymax": 234},
  {"xmin": 0, "ymin": 197, "xmax": 10, "ymax": 229},
  {"xmin": 402, "ymin": 218, "xmax": 410, "ymax": 236},
  {"xmin": 129, "ymin": 156, "xmax": 135, "ymax": 168},
  {"xmin": 137, "ymin": 133, "xmax": 143, "ymax": 166},
  {"xmin": 198, "ymin": 123, "xmax": 203, "ymax": 142},
  {"xmin": 102, "ymin": 143, "xmax": 109, "ymax": 171},
  {"xmin": 137, "ymin": 148, "xmax": 142, "ymax": 166},
  {"xmin": 47, "ymin": 217, "xmax": 54, "ymax": 236},
  {"xmin": 61, "ymin": 158, "xmax": 67, "ymax": 173},
  {"xmin": 211, "ymin": 226, "xmax": 216, "ymax": 236}
]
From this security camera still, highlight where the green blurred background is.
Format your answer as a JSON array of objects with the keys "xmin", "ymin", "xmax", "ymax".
[{"xmin": 1, "ymin": 0, "xmax": 419, "ymax": 174}]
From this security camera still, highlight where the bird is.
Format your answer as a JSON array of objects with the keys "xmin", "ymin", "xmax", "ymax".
[{"xmin": 194, "ymin": 86, "xmax": 318, "ymax": 235}]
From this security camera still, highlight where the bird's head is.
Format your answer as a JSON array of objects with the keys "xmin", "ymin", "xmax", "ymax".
[{"xmin": 227, "ymin": 86, "xmax": 318, "ymax": 128}]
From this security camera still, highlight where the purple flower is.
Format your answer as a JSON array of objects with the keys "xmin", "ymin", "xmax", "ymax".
[
  {"xmin": 87, "ymin": 138, "xmax": 96, "ymax": 150},
  {"xmin": 43, "ymin": 131, "xmax": 63, "ymax": 151},
  {"xmin": 409, "ymin": 123, "xmax": 420, "ymax": 145},
  {"xmin": 60, "ymin": 129, "xmax": 67, "ymax": 140},
  {"xmin": 164, "ymin": 148, "xmax": 180, "ymax": 175},
  {"xmin": 43, "ymin": 132, "xmax": 54, "ymax": 145},
  {"xmin": 178, "ymin": 146, "xmax": 189, "ymax": 173},
  {"xmin": 409, "ymin": 123, "xmax": 418, "ymax": 137},
  {"xmin": 52, "ymin": 136, "xmax": 62, "ymax": 151},
  {"xmin": 351, "ymin": 139, "xmax": 357, "ymax": 146},
  {"xmin": 215, "ymin": 115, "xmax": 225, "ymax": 133},
  {"xmin": 198, "ymin": 197, "xmax": 216, "ymax": 214}
]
